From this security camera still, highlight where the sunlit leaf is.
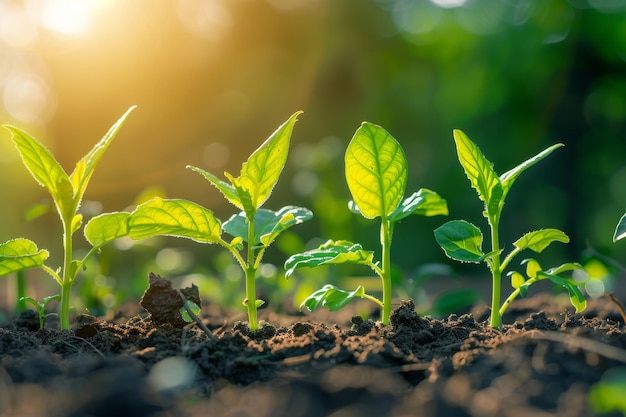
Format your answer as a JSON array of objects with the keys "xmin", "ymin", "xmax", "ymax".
[
  {"xmin": 300, "ymin": 284, "xmax": 367, "ymax": 312},
  {"xmin": 0, "ymin": 238, "xmax": 49, "ymax": 277},
  {"xmin": 284, "ymin": 240, "xmax": 374, "ymax": 277},
  {"xmin": 521, "ymin": 258, "xmax": 542, "ymax": 279},
  {"xmin": 434, "ymin": 220, "xmax": 485, "ymax": 263},
  {"xmin": 615, "ymin": 213, "xmax": 626, "ymax": 242},
  {"xmin": 345, "ymin": 122, "xmax": 407, "ymax": 219},
  {"xmin": 389, "ymin": 188, "xmax": 448, "ymax": 223},
  {"xmin": 500, "ymin": 143, "xmax": 563, "ymax": 196},
  {"xmin": 223, "ymin": 206, "xmax": 313, "ymax": 247},
  {"xmin": 452, "ymin": 130, "xmax": 503, "ymax": 219},
  {"xmin": 508, "ymin": 271, "xmax": 526, "ymax": 289},
  {"xmin": 545, "ymin": 262, "xmax": 583, "ymax": 276},
  {"xmin": 69, "ymin": 106, "xmax": 136, "ymax": 206},
  {"xmin": 71, "ymin": 214, "xmax": 83, "ymax": 235},
  {"xmin": 128, "ymin": 197, "xmax": 222, "ymax": 244},
  {"xmin": 84, "ymin": 212, "xmax": 131, "ymax": 248},
  {"xmin": 513, "ymin": 229, "xmax": 569, "ymax": 253},
  {"xmin": 180, "ymin": 300, "xmax": 201, "ymax": 323},
  {"xmin": 3, "ymin": 125, "xmax": 73, "ymax": 214},
  {"xmin": 541, "ymin": 272, "xmax": 586, "ymax": 313},
  {"xmin": 188, "ymin": 166, "xmax": 243, "ymax": 209},
  {"xmin": 238, "ymin": 111, "xmax": 302, "ymax": 209}
]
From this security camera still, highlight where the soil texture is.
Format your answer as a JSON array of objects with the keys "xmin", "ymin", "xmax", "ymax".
[{"xmin": 1, "ymin": 274, "xmax": 625, "ymax": 417}]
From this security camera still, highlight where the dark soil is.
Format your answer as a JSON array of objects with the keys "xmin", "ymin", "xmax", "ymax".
[{"xmin": 1, "ymin": 273, "xmax": 625, "ymax": 417}]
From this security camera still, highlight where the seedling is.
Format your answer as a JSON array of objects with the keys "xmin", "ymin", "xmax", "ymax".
[
  {"xmin": 615, "ymin": 213, "xmax": 626, "ymax": 242},
  {"xmin": 84, "ymin": 111, "xmax": 311, "ymax": 331},
  {"xmin": 3, "ymin": 106, "xmax": 135, "ymax": 329},
  {"xmin": 19, "ymin": 294, "xmax": 60, "ymax": 329},
  {"xmin": 285, "ymin": 122, "xmax": 448, "ymax": 325},
  {"xmin": 434, "ymin": 130, "xmax": 585, "ymax": 328}
]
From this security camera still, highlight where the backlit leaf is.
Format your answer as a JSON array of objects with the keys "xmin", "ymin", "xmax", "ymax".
[
  {"xmin": 541, "ymin": 272, "xmax": 586, "ymax": 313},
  {"xmin": 128, "ymin": 198, "xmax": 222, "ymax": 244},
  {"xmin": 3, "ymin": 125, "xmax": 72, "ymax": 208},
  {"xmin": 514, "ymin": 229, "xmax": 569, "ymax": 253},
  {"xmin": 84, "ymin": 212, "xmax": 131, "ymax": 248},
  {"xmin": 452, "ymin": 130, "xmax": 502, "ymax": 219},
  {"xmin": 284, "ymin": 240, "xmax": 374, "ymax": 277},
  {"xmin": 345, "ymin": 122, "xmax": 407, "ymax": 219},
  {"xmin": 389, "ymin": 188, "xmax": 448, "ymax": 223},
  {"xmin": 300, "ymin": 284, "xmax": 367, "ymax": 312},
  {"xmin": 500, "ymin": 143, "xmax": 563, "ymax": 196},
  {"xmin": 239, "ymin": 111, "xmax": 302, "ymax": 209},
  {"xmin": 521, "ymin": 258, "xmax": 542, "ymax": 279},
  {"xmin": 508, "ymin": 271, "xmax": 526, "ymax": 289},
  {"xmin": 223, "ymin": 206, "xmax": 313, "ymax": 247},
  {"xmin": 434, "ymin": 220, "xmax": 485, "ymax": 263},
  {"xmin": 69, "ymin": 106, "xmax": 135, "ymax": 206},
  {"xmin": 0, "ymin": 238, "xmax": 49, "ymax": 277},
  {"xmin": 188, "ymin": 166, "xmax": 243, "ymax": 209}
]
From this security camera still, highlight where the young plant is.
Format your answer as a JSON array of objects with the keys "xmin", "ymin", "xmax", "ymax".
[
  {"xmin": 284, "ymin": 122, "xmax": 448, "ymax": 325},
  {"xmin": 3, "ymin": 106, "xmax": 135, "ymax": 329},
  {"xmin": 84, "ymin": 111, "xmax": 311, "ymax": 331},
  {"xmin": 434, "ymin": 130, "xmax": 585, "ymax": 328},
  {"xmin": 19, "ymin": 294, "xmax": 60, "ymax": 329},
  {"xmin": 615, "ymin": 213, "xmax": 626, "ymax": 242}
]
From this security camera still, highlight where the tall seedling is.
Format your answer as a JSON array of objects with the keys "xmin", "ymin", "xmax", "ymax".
[
  {"xmin": 85, "ymin": 112, "xmax": 311, "ymax": 331},
  {"xmin": 3, "ymin": 106, "xmax": 135, "ymax": 329},
  {"xmin": 434, "ymin": 130, "xmax": 585, "ymax": 328},
  {"xmin": 285, "ymin": 122, "xmax": 448, "ymax": 325}
]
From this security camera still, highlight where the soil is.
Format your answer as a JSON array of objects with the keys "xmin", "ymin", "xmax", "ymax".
[{"xmin": 1, "ymin": 273, "xmax": 625, "ymax": 417}]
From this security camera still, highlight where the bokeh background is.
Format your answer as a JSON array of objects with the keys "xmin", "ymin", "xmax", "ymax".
[{"xmin": 1, "ymin": 0, "xmax": 625, "ymax": 316}]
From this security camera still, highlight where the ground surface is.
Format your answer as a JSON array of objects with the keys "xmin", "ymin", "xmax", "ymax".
[{"xmin": 1, "ymin": 275, "xmax": 625, "ymax": 417}]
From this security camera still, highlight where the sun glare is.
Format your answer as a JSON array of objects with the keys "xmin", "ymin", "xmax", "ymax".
[{"xmin": 30, "ymin": 0, "xmax": 102, "ymax": 35}]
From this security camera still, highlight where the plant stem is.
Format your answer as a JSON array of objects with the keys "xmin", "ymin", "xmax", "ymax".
[
  {"xmin": 380, "ymin": 218, "xmax": 393, "ymax": 325},
  {"xmin": 60, "ymin": 216, "xmax": 74, "ymax": 330},
  {"xmin": 15, "ymin": 270, "xmax": 26, "ymax": 314},
  {"xmin": 245, "ymin": 215, "xmax": 258, "ymax": 331},
  {"xmin": 488, "ymin": 218, "xmax": 502, "ymax": 328},
  {"xmin": 499, "ymin": 277, "xmax": 538, "ymax": 318}
]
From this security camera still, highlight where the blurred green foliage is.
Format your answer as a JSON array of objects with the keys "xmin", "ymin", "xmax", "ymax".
[{"xmin": 1, "ymin": 0, "xmax": 625, "ymax": 315}]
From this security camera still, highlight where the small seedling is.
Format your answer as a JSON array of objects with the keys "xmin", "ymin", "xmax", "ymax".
[
  {"xmin": 434, "ymin": 130, "xmax": 585, "ymax": 328},
  {"xmin": 285, "ymin": 122, "xmax": 448, "ymax": 325},
  {"xmin": 19, "ymin": 294, "xmax": 60, "ymax": 329},
  {"xmin": 615, "ymin": 213, "xmax": 626, "ymax": 242},
  {"xmin": 84, "ymin": 111, "xmax": 311, "ymax": 331},
  {"xmin": 3, "ymin": 106, "xmax": 135, "ymax": 329}
]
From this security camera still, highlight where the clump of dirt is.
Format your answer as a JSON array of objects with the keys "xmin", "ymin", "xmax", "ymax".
[{"xmin": 0, "ymin": 277, "xmax": 625, "ymax": 417}]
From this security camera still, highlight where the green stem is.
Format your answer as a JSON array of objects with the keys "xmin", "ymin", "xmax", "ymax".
[
  {"xmin": 15, "ymin": 270, "xmax": 26, "ymax": 313},
  {"xmin": 488, "ymin": 217, "xmax": 502, "ymax": 328},
  {"xmin": 380, "ymin": 218, "xmax": 393, "ymax": 325},
  {"xmin": 245, "ymin": 215, "xmax": 258, "ymax": 331},
  {"xmin": 60, "ymin": 216, "xmax": 74, "ymax": 330},
  {"xmin": 499, "ymin": 277, "xmax": 537, "ymax": 318}
]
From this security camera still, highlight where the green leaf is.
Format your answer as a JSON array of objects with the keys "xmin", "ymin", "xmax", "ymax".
[
  {"xmin": 513, "ymin": 229, "xmax": 569, "ymax": 253},
  {"xmin": 284, "ymin": 240, "xmax": 375, "ymax": 277},
  {"xmin": 389, "ymin": 188, "xmax": 448, "ymax": 223},
  {"xmin": 614, "ymin": 213, "xmax": 626, "ymax": 242},
  {"xmin": 521, "ymin": 258, "xmax": 542, "ymax": 279},
  {"xmin": 238, "ymin": 111, "xmax": 302, "ymax": 209},
  {"xmin": 0, "ymin": 238, "xmax": 49, "ymax": 277},
  {"xmin": 452, "ymin": 130, "xmax": 503, "ymax": 219},
  {"xmin": 300, "ymin": 284, "xmax": 367, "ymax": 312},
  {"xmin": 69, "ymin": 106, "xmax": 136, "ymax": 208},
  {"xmin": 508, "ymin": 271, "xmax": 526, "ymax": 289},
  {"xmin": 541, "ymin": 272, "xmax": 586, "ymax": 313},
  {"xmin": 3, "ymin": 125, "xmax": 73, "ymax": 214},
  {"xmin": 84, "ymin": 212, "xmax": 131, "ymax": 248},
  {"xmin": 188, "ymin": 166, "xmax": 243, "ymax": 209},
  {"xmin": 500, "ymin": 143, "xmax": 563, "ymax": 196},
  {"xmin": 345, "ymin": 122, "xmax": 407, "ymax": 219},
  {"xmin": 222, "ymin": 206, "xmax": 313, "ymax": 247},
  {"xmin": 544, "ymin": 262, "xmax": 583, "ymax": 276},
  {"xmin": 128, "ymin": 198, "xmax": 222, "ymax": 244},
  {"xmin": 434, "ymin": 220, "xmax": 485, "ymax": 263}
]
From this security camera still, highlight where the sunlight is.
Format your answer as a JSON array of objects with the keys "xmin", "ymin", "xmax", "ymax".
[
  {"xmin": 429, "ymin": 0, "xmax": 467, "ymax": 8},
  {"xmin": 30, "ymin": 0, "xmax": 102, "ymax": 35}
]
